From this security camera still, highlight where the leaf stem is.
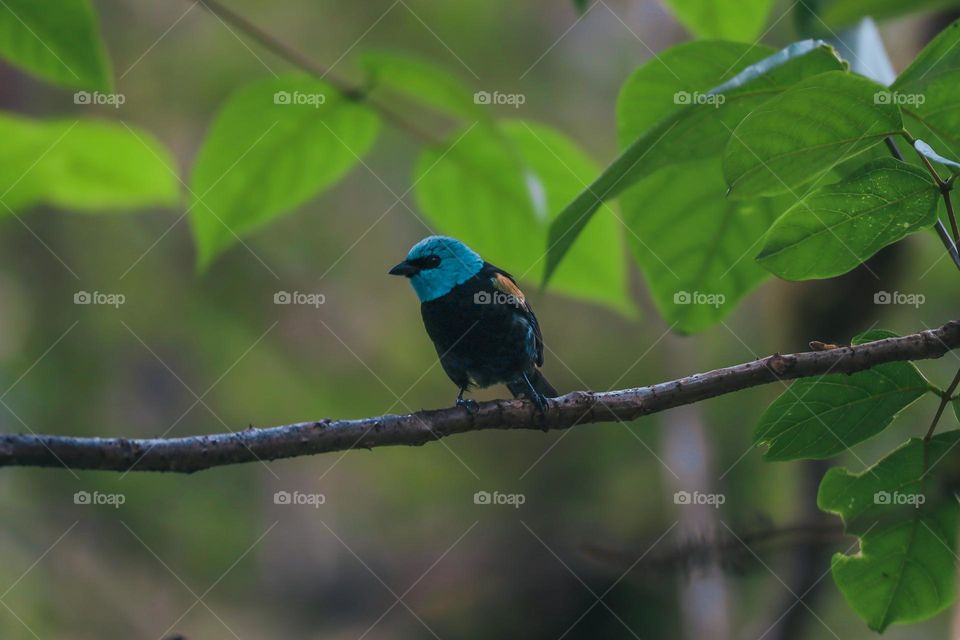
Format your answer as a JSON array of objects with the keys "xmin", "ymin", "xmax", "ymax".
[
  {"xmin": 890, "ymin": 133, "xmax": 960, "ymax": 270},
  {"xmin": 925, "ymin": 366, "xmax": 960, "ymax": 441},
  {"xmin": 195, "ymin": 0, "xmax": 447, "ymax": 148}
]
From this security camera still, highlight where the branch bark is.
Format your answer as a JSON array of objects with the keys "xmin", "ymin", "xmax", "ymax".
[{"xmin": 3, "ymin": 320, "xmax": 959, "ymax": 474}]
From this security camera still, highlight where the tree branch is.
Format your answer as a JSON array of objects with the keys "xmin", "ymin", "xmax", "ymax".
[{"xmin": 2, "ymin": 320, "xmax": 959, "ymax": 474}]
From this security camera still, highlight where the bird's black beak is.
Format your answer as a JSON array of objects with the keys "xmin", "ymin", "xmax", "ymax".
[{"xmin": 389, "ymin": 261, "xmax": 419, "ymax": 277}]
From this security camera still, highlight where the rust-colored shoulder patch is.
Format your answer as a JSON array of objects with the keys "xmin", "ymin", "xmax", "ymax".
[{"xmin": 492, "ymin": 272, "xmax": 526, "ymax": 304}]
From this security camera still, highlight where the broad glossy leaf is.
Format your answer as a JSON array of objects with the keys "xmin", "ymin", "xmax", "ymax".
[
  {"xmin": 359, "ymin": 50, "xmax": 485, "ymax": 121},
  {"xmin": 821, "ymin": 0, "xmax": 960, "ymax": 28},
  {"xmin": 819, "ymin": 432, "xmax": 960, "ymax": 631},
  {"xmin": 190, "ymin": 75, "xmax": 380, "ymax": 269},
  {"xmin": 891, "ymin": 20, "xmax": 960, "ymax": 159},
  {"xmin": 0, "ymin": 0, "xmax": 110, "ymax": 90},
  {"xmin": 621, "ymin": 160, "xmax": 786, "ymax": 333},
  {"xmin": 754, "ymin": 330, "xmax": 932, "ymax": 460},
  {"xmin": 414, "ymin": 121, "xmax": 631, "ymax": 314},
  {"xmin": 724, "ymin": 71, "xmax": 902, "ymax": 198},
  {"xmin": 954, "ymin": 397, "xmax": 960, "ymax": 424},
  {"xmin": 0, "ymin": 113, "xmax": 177, "ymax": 212},
  {"xmin": 544, "ymin": 40, "xmax": 844, "ymax": 284},
  {"xmin": 662, "ymin": 0, "xmax": 775, "ymax": 41},
  {"xmin": 757, "ymin": 159, "xmax": 939, "ymax": 280}
]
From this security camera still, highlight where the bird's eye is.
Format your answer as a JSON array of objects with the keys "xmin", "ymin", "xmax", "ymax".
[{"xmin": 422, "ymin": 255, "xmax": 441, "ymax": 269}]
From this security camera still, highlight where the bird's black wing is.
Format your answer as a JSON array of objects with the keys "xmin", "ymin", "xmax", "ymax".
[{"xmin": 485, "ymin": 264, "xmax": 544, "ymax": 367}]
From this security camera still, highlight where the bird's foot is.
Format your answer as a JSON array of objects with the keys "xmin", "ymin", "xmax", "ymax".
[
  {"xmin": 531, "ymin": 393, "xmax": 549, "ymax": 431},
  {"xmin": 456, "ymin": 397, "xmax": 480, "ymax": 414}
]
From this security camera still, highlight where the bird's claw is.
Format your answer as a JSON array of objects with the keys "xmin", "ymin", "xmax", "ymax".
[
  {"xmin": 531, "ymin": 394, "xmax": 549, "ymax": 431},
  {"xmin": 456, "ymin": 397, "xmax": 479, "ymax": 414}
]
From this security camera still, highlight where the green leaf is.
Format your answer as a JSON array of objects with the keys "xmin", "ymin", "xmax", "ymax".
[
  {"xmin": 818, "ymin": 432, "xmax": 960, "ymax": 631},
  {"xmin": 723, "ymin": 71, "xmax": 903, "ymax": 198},
  {"xmin": 0, "ymin": 0, "xmax": 111, "ymax": 90},
  {"xmin": 189, "ymin": 75, "xmax": 380, "ymax": 269},
  {"xmin": 544, "ymin": 40, "xmax": 844, "ymax": 285},
  {"xmin": 621, "ymin": 160, "xmax": 787, "ymax": 333},
  {"xmin": 358, "ymin": 50, "xmax": 485, "ymax": 121},
  {"xmin": 890, "ymin": 20, "xmax": 960, "ymax": 160},
  {"xmin": 754, "ymin": 330, "xmax": 931, "ymax": 460},
  {"xmin": 954, "ymin": 397, "xmax": 960, "ymax": 424},
  {"xmin": 756, "ymin": 159, "xmax": 939, "ymax": 280},
  {"xmin": 820, "ymin": 0, "xmax": 960, "ymax": 28},
  {"xmin": 0, "ymin": 113, "xmax": 178, "ymax": 213},
  {"xmin": 662, "ymin": 0, "xmax": 775, "ymax": 41},
  {"xmin": 414, "ymin": 121, "xmax": 631, "ymax": 314}
]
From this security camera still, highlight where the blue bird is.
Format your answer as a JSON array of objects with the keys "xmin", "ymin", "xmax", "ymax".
[{"xmin": 389, "ymin": 236, "xmax": 557, "ymax": 413}]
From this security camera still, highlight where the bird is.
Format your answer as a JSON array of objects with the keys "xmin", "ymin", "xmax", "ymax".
[{"xmin": 389, "ymin": 235, "xmax": 557, "ymax": 414}]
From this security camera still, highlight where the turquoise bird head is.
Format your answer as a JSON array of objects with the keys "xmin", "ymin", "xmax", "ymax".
[{"xmin": 389, "ymin": 236, "xmax": 484, "ymax": 302}]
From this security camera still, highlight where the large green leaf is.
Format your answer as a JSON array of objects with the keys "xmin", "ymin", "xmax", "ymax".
[
  {"xmin": 757, "ymin": 159, "xmax": 939, "ymax": 280},
  {"xmin": 892, "ymin": 20, "xmax": 960, "ymax": 157},
  {"xmin": 754, "ymin": 331, "xmax": 932, "ymax": 460},
  {"xmin": 724, "ymin": 71, "xmax": 902, "ymax": 198},
  {"xmin": 189, "ymin": 75, "xmax": 380, "ymax": 269},
  {"xmin": 821, "ymin": 0, "xmax": 960, "ymax": 28},
  {"xmin": 359, "ymin": 50, "xmax": 485, "ymax": 121},
  {"xmin": 544, "ymin": 40, "xmax": 844, "ymax": 285},
  {"xmin": 621, "ymin": 160, "xmax": 786, "ymax": 333},
  {"xmin": 819, "ymin": 432, "xmax": 960, "ymax": 631},
  {"xmin": 0, "ymin": 113, "xmax": 177, "ymax": 213},
  {"xmin": 662, "ymin": 0, "xmax": 775, "ymax": 41},
  {"xmin": 0, "ymin": 0, "xmax": 110, "ymax": 90},
  {"xmin": 414, "ymin": 121, "xmax": 631, "ymax": 314}
]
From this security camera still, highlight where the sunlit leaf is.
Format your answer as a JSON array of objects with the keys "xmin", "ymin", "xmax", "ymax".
[
  {"xmin": 189, "ymin": 75, "xmax": 380, "ymax": 269},
  {"xmin": 414, "ymin": 121, "xmax": 631, "ymax": 314},
  {"xmin": 890, "ymin": 20, "xmax": 960, "ymax": 159},
  {"xmin": 757, "ymin": 159, "xmax": 939, "ymax": 280},
  {"xmin": 544, "ymin": 40, "xmax": 844, "ymax": 284},
  {"xmin": 0, "ymin": 0, "xmax": 111, "ymax": 90},
  {"xmin": 0, "ymin": 113, "xmax": 177, "ymax": 213},
  {"xmin": 359, "ymin": 50, "xmax": 485, "ymax": 121},
  {"xmin": 819, "ymin": 432, "xmax": 960, "ymax": 631},
  {"xmin": 724, "ymin": 71, "xmax": 902, "ymax": 198},
  {"xmin": 621, "ymin": 160, "xmax": 786, "ymax": 333},
  {"xmin": 662, "ymin": 0, "xmax": 775, "ymax": 41}
]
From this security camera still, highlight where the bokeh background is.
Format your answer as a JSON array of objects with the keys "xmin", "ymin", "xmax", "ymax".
[{"xmin": 0, "ymin": 1, "xmax": 958, "ymax": 638}]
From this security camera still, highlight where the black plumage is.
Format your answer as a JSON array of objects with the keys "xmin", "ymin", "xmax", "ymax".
[
  {"xmin": 390, "ymin": 236, "xmax": 557, "ymax": 412},
  {"xmin": 419, "ymin": 263, "xmax": 556, "ymax": 410}
]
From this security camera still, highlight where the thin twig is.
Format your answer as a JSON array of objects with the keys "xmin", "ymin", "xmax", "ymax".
[
  {"xmin": 196, "ymin": 0, "xmax": 447, "ymax": 147},
  {"xmin": 925, "ymin": 366, "xmax": 960, "ymax": 441},
  {"xmin": 886, "ymin": 135, "xmax": 960, "ymax": 270},
  {"xmin": 1, "ymin": 320, "xmax": 958, "ymax": 473}
]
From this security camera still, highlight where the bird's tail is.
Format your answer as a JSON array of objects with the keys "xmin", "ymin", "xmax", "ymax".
[{"xmin": 507, "ymin": 368, "xmax": 557, "ymax": 400}]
